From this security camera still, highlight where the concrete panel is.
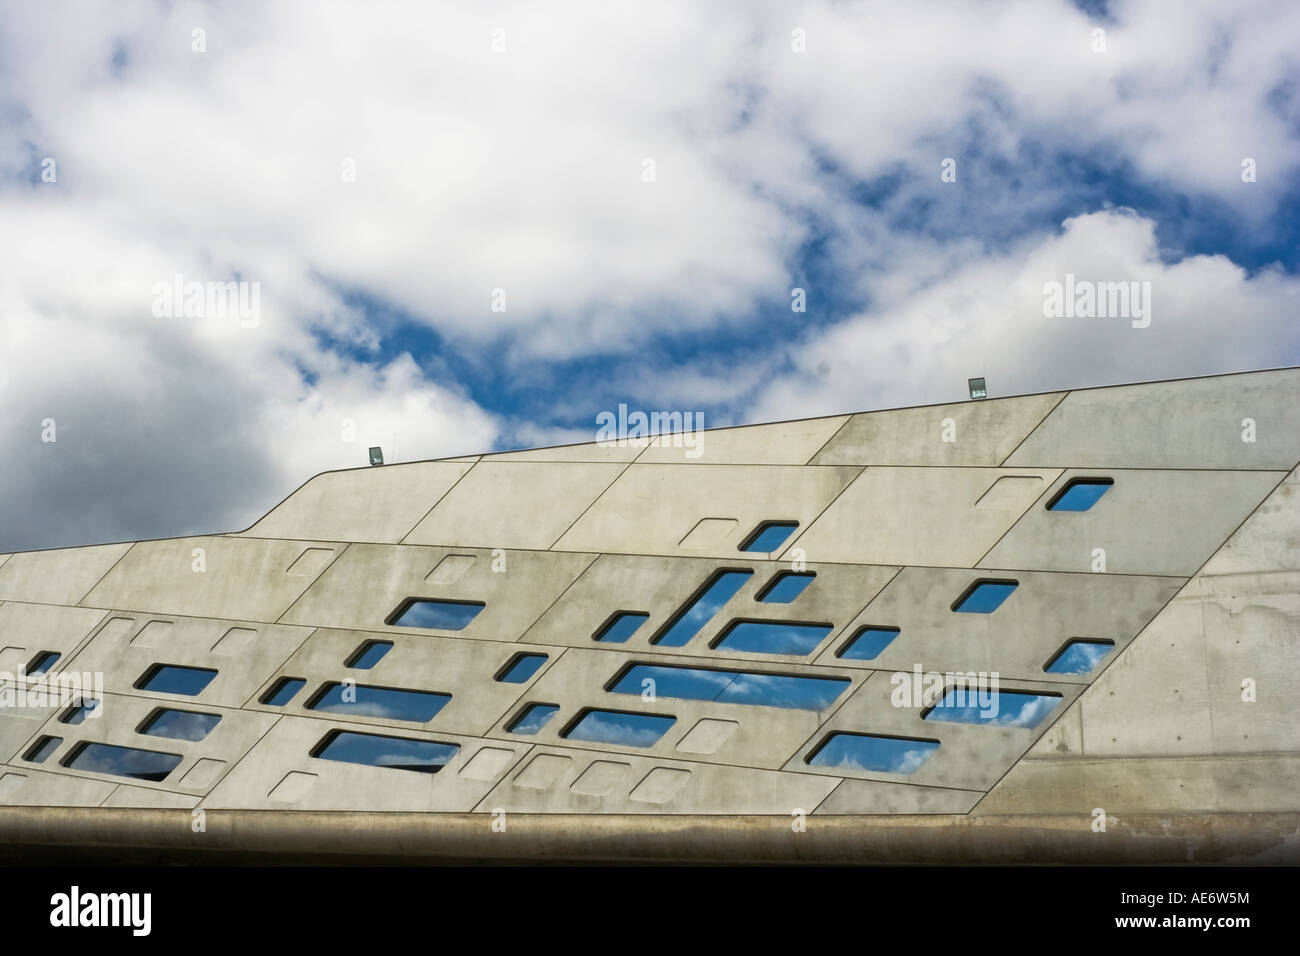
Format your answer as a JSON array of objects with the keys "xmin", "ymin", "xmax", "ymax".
[
  {"xmin": 810, "ymin": 392, "xmax": 1065, "ymax": 466},
  {"xmin": 1196, "ymin": 467, "xmax": 1299, "ymax": 576},
  {"xmin": 810, "ymin": 567, "xmax": 1182, "ymax": 686},
  {"xmin": 979, "ymin": 469, "xmax": 1285, "ymax": 576},
  {"xmin": 0, "ymin": 765, "xmax": 117, "ymax": 807},
  {"xmin": 478, "ymin": 745, "xmax": 839, "ymax": 814},
  {"xmin": 200, "ymin": 716, "xmax": 531, "ymax": 811},
  {"xmin": 257, "ymin": 628, "xmax": 555, "ymax": 737},
  {"xmin": 1005, "ymin": 368, "xmax": 1300, "ymax": 469},
  {"xmin": 788, "ymin": 467, "xmax": 1060, "ymax": 567},
  {"xmin": 0, "ymin": 602, "xmax": 108, "ymax": 682},
  {"xmin": 814, "ymin": 778, "xmax": 981, "ymax": 814},
  {"xmin": 101, "ymin": 786, "xmax": 201, "ymax": 809},
  {"xmin": 0, "ymin": 543, "xmax": 130, "ymax": 605},
  {"xmin": 975, "ymin": 754, "xmax": 1300, "ymax": 814},
  {"xmin": 554, "ymin": 463, "xmax": 861, "ymax": 558},
  {"xmin": 280, "ymin": 544, "xmax": 595, "ymax": 640},
  {"xmin": 0, "ymin": 700, "xmax": 62, "ymax": 763},
  {"xmin": 403, "ymin": 461, "xmax": 626, "ymax": 550},
  {"xmin": 487, "ymin": 647, "xmax": 869, "ymax": 770},
  {"xmin": 239, "ymin": 461, "xmax": 474, "ymax": 543},
  {"xmin": 81, "ymin": 536, "xmax": 344, "ymax": 622},
  {"xmin": 65, "ymin": 615, "xmax": 312, "ymax": 709},
  {"xmin": 520, "ymin": 553, "xmax": 898, "ymax": 666},
  {"xmin": 21, "ymin": 691, "xmax": 278, "ymax": 797},
  {"xmin": 787, "ymin": 672, "xmax": 1085, "ymax": 792},
  {"xmin": 635, "ymin": 416, "xmax": 851, "ymax": 465}
]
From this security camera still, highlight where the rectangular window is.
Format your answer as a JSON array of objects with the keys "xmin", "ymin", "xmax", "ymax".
[
  {"xmin": 135, "ymin": 664, "xmax": 218, "ymax": 696},
  {"xmin": 25, "ymin": 651, "xmax": 60, "ymax": 676},
  {"xmin": 507, "ymin": 703, "xmax": 560, "ymax": 735},
  {"xmin": 739, "ymin": 521, "xmax": 798, "ymax": 553},
  {"xmin": 496, "ymin": 653, "xmax": 548, "ymax": 683},
  {"xmin": 62, "ymin": 742, "xmax": 183, "ymax": 782},
  {"xmin": 307, "ymin": 682, "xmax": 451, "ymax": 723},
  {"xmin": 388, "ymin": 598, "xmax": 484, "ymax": 631},
  {"xmin": 756, "ymin": 571, "xmax": 815, "ymax": 604},
  {"xmin": 711, "ymin": 619, "xmax": 833, "ymax": 656},
  {"xmin": 593, "ymin": 611, "xmax": 649, "ymax": 643},
  {"xmin": 1044, "ymin": 638, "xmax": 1115, "ymax": 675},
  {"xmin": 138, "ymin": 708, "xmax": 222, "ymax": 741},
  {"xmin": 24, "ymin": 735, "xmax": 62, "ymax": 763},
  {"xmin": 652, "ymin": 570, "xmax": 752, "ymax": 647},
  {"xmin": 807, "ymin": 733, "xmax": 939, "ymax": 774},
  {"xmin": 923, "ymin": 687, "xmax": 1060, "ymax": 728},
  {"xmin": 261, "ymin": 677, "xmax": 306, "ymax": 706},
  {"xmin": 563, "ymin": 708, "xmax": 675, "ymax": 748},
  {"xmin": 345, "ymin": 640, "xmax": 393, "ymax": 669},
  {"xmin": 837, "ymin": 626, "xmax": 900, "ymax": 661},
  {"xmin": 608, "ymin": 663, "xmax": 848, "ymax": 710},
  {"xmin": 59, "ymin": 699, "xmax": 100, "ymax": 725},
  {"xmin": 1047, "ymin": 477, "xmax": 1113, "ymax": 512},
  {"xmin": 951, "ymin": 580, "xmax": 1018, "ymax": 613},
  {"xmin": 311, "ymin": 729, "xmax": 459, "ymax": 774}
]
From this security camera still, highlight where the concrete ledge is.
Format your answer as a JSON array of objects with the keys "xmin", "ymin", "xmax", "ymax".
[{"xmin": 1, "ymin": 809, "xmax": 1296, "ymax": 864}]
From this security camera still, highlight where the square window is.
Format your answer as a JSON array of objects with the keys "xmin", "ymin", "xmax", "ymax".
[
  {"xmin": 593, "ymin": 611, "xmax": 649, "ymax": 643},
  {"xmin": 388, "ymin": 598, "xmax": 484, "ymax": 631},
  {"xmin": 563, "ymin": 709, "xmax": 675, "ymax": 748},
  {"xmin": 507, "ymin": 703, "xmax": 560, "ymax": 735},
  {"xmin": 806, "ymin": 733, "xmax": 939, "ymax": 774},
  {"xmin": 311, "ymin": 730, "xmax": 459, "ymax": 774},
  {"xmin": 59, "ymin": 699, "xmax": 100, "ymax": 725},
  {"xmin": 951, "ymin": 580, "xmax": 1018, "ymax": 614},
  {"xmin": 1047, "ymin": 478, "xmax": 1114, "ymax": 512},
  {"xmin": 138, "ymin": 708, "xmax": 222, "ymax": 741},
  {"xmin": 135, "ymin": 664, "xmax": 218, "ymax": 696},
  {"xmin": 345, "ymin": 640, "xmax": 393, "ymax": 669},
  {"xmin": 261, "ymin": 677, "xmax": 306, "ymax": 706},
  {"xmin": 24, "ymin": 735, "xmax": 62, "ymax": 763},
  {"xmin": 837, "ymin": 626, "xmax": 900, "ymax": 661},
  {"xmin": 756, "ymin": 571, "xmax": 814, "ymax": 604},
  {"xmin": 739, "ymin": 521, "xmax": 799, "ymax": 553},
  {"xmin": 1044, "ymin": 638, "xmax": 1115, "ymax": 675},
  {"xmin": 24, "ymin": 651, "xmax": 60, "ymax": 676},
  {"xmin": 496, "ymin": 653, "xmax": 547, "ymax": 684}
]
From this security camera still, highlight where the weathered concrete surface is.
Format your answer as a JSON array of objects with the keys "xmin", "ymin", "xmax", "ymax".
[
  {"xmin": 0, "ymin": 542, "xmax": 130, "ymax": 605},
  {"xmin": 0, "ymin": 808, "xmax": 1293, "ymax": 864}
]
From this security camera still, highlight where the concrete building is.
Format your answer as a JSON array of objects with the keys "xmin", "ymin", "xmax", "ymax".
[{"xmin": 0, "ymin": 367, "xmax": 1296, "ymax": 863}]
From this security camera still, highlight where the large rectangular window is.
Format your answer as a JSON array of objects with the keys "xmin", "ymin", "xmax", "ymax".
[
  {"xmin": 563, "ymin": 709, "xmax": 675, "ymax": 747},
  {"xmin": 135, "ymin": 664, "xmax": 218, "ymax": 696},
  {"xmin": 923, "ymin": 687, "xmax": 1060, "ymax": 728},
  {"xmin": 711, "ymin": 620, "xmax": 833, "ymax": 656},
  {"xmin": 806, "ymin": 733, "xmax": 939, "ymax": 774},
  {"xmin": 609, "ymin": 663, "xmax": 848, "ymax": 710},
  {"xmin": 138, "ymin": 708, "xmax": 221, "ymax": 742},
  {"xmin": 652, "ymin": 570, "xmax": 752, "ymax": 647},
  {"xmin": 62, "ymin": 742, "xmax": 183, "ymax": 782},
  {"xmin": 311, "ymin": 730, "xmax": 459, "ymax": 774},
  {"xmin": 307, "ymin": 682, "xmax": 451, "ymax": 723},
  {"xmin": 388, "ymin": 598, "xmax": 484, "ymax": 631}
]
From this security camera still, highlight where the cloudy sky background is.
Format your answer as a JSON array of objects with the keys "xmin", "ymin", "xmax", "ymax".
[{"xmin": 2, "ymin": 0, "xmax": 1298, "ymax": 552}]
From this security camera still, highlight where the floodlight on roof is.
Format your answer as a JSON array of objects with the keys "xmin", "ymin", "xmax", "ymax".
[
  {"xmin": 368, "ymin": 446, "xmax": 384, "ymax": 466},
  {"xmin": 968, "ymin": 377, "xmax": 987, "ymax": 400}
]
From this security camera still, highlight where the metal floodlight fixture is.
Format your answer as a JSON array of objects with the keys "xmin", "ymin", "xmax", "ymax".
[
  {"xmin": 968, "ymin": 377, "xmax": 987, "ymax": 400},
  {"xmin": 368, "ymin": 446, "xmax": 384, "ymax": 466}
]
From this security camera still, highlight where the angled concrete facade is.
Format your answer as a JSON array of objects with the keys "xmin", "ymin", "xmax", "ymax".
[{"xmin": 0, "ymin": 368, "xmax": 1297, "ymax": 862}]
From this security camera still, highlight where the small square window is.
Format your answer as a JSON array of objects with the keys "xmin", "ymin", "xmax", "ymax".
[
  {"xmin": 261, "ymin": 677, "xmax": 306, "ymax": 706},
  {"xmin": 346, "ymin": 640, "xmax": 393, "ymax": 669},
  {"xmin": 1047, "ymin": 478, "xmax": 1114, "ymax": 512},
  {"xmin": 496, "ymin": 653, "xmax": 547, "ymax": 684},
  {"xmin": 135, "ymin": 664, "xmax": 218, "ymax": 696},
  {"xmin": 756, "ymin": 571, "xmax": 815, "ymax": 604},
  {"xmin": 593, "ymin": 611, "xmax": 649, "ymax": 643},
  {"xmin": 1044, "ymin": 638, "xmax": 1115, "ymax": 675},
  {"xmin": 837, "ymin": 626, "xmax": 900, "ymax": 660},
  {"xmin": 24, "ymin": 735, "xmax": 62, "ymax": 763},
  {"xmin": 951, "ymin": 579, "xmax": 1018, "ymax": 614},
  {"xmin": 507, "ymin": 703, "xmax": 560, "ymax": 735},
  {"xmin": 388, "ymin": 598, "xmax": 484, "ymax": 631},
  {"xmin": 59, "ymin": 699, "xmax": 100, "ymax": 725},
  {"xmin": 739, "ymin": 521, "xmax": 799, "ymax": 553},
  {"xmin": 25, "ymin": 651, "xmax": 60, "ymax": 676},
  {"xmin": 806, "ymin": 733, "xmax": 939, "ymax": 774}
]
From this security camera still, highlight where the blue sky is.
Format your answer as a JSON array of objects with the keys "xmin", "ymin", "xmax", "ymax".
[{"xmin": 1, "ymin": 0, "xmax": 1299, "ymax": 551}]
